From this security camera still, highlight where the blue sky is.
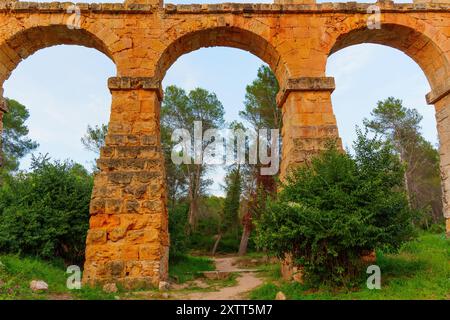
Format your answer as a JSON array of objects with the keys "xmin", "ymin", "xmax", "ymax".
[{"xmin": 4, "ymin": 0, "xmax": 437, "ymax": 195}]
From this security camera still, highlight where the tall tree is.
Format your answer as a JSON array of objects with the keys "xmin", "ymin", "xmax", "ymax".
[
  {"xmin": 161, "ymin": 124, "xmax": 188, "ymax": 211},
  {"xmin": 364, "ymin": 97, "xmax": 442, "ymax": 225},
  {"xmin": 1, "ymin": 99, "xmax": 38, "ymax": 174},
  {"xmin": 238, "ymin": 65, "xmax": 280, "ymax": 255},
  {"xmin": 212, "ymin": 166, "xmax": 242, "ymax": 255},
  {"xmin": 81, "ymin": 124, "xmax": 108, "ymax": 154},
  {"xmin": 162, "ymin": 85, "xmax": 225, "ymax": 230},
  {"xmin": 240, "ymin": 65, "xmax": 281, "ymax": 130}
]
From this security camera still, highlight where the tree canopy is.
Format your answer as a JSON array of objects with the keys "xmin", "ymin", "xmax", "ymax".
[{"xmin": 1, "ymin": 99, "xmax": 38, "ymax": 173}]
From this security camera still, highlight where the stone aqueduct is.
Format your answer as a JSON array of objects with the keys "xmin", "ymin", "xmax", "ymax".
[{"xmin": 0, "ymin": 0, "xmax": 448, "ymax": 288}]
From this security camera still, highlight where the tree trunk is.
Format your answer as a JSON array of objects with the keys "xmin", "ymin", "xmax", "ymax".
[
  {"xmin": 188, "ymin": 197, "xmax": 198, "ymax": 233},
  {"xmin": 399, "ymin": 149, "xmax": 412, "ymax": 208},
  {"xmin": 238, "ymin": 227, "xmax": 251, "ymax": 256},
  {"xmin": 211, "ymin": 234, "xmax": 222, "ymax": 256}
]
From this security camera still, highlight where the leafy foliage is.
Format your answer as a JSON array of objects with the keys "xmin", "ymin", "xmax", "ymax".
[
  {"xmin": 364, "ymin": 97, "xmax": 442, "ymax": 226},
  {"xmin": 221, "ymin": 168, "xmax": 242, "ymax": 234},
  {"xmin": 238, "ymin": 65, "xmax": 280, "ymax": 255},
  {"xmin": 1, "ymin": 99, "xmax": 38, "ymax": 173},
  {"xmin": 250, "ymin": 232, "xmax": 448, "ymax": 300},
  {"xmin": 0, "ymin": 155, "xmax": 93, "ymax": 265},
  {"xmin": 168, "ymin": 202, "xmax": 189, "ymax": 259},
  {"xmin": 162, "ymin": 85, "xmax": 225, "ymax": 229},
  {"xmin": 240, "ymin": 65, "xmax": 281, "ymax": 130},
  {"xmin": 80, "ymin": 124, "xmax": 108, "ymax": 154},
  {"xmin": 255, "ymin": 132, "xmax": 415, "ymax": 286},
  {"xmin": 211, "ymin": 168, "xmax": 242, "ymax": 254}
]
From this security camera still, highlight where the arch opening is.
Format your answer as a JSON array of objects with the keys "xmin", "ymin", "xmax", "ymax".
[
  {"xmin": 329, "ymin": 23, "xmax": 449, "ymax": 93},
  {"xmin": 0, "ymin": 31, "xmax": 116, "ymax": 267},
  {"xmin": 327, "ymin": 41, "xmax": 443, "ymax": 226},
  {"xmin": 161, "ymin": 44, "xmax": 281, "ymax": 264},
  {"xmin": 155, "ymin": 26, "xmax": 288, "ymax": 87}
]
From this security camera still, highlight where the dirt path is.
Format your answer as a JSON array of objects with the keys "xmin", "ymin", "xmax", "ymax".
[{"xmin": 183, "ymin": 256, "xmax": 262, "ymax": 300}]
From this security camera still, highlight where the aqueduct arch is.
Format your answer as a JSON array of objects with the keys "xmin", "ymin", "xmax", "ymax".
[
  {"xmin": 154, "ymin": 26, "xmax": 289, "ymax": 87},
  {"xmin": 0, "ymin": 0, "xmax": 448, "ymax": 289}
]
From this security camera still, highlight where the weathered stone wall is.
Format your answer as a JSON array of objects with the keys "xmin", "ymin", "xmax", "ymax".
[
  {"xmin": 0, "ymin": 1, "xmax": 448, "ymax": 287},
  {"xmin": 277, "ymin": 77, "xmax": 341, "ymax": 180},
  {"xmin": 83, "ymin": 77, "xmax": 169, "ymax": 289},
  {"xmin": 433, "ymin": 93, "xmax": 450, "ymax": 237}
]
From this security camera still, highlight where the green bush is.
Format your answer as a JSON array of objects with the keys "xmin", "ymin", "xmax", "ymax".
[
  {"xmin": 0, "ymin": 156, "xmax": 93, "ymax": 265},
  {"xmin": 168, "ymin": 202, "xmax": 189, "ymax": 259},
  {"xmin": 255, "ymin": 133, "xmax": 415, "ymax": 286}
]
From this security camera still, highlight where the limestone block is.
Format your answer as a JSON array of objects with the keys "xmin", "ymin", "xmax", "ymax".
[{"xmin": 125, "ymin": 0, "xmax": 163, "ymax": 7}]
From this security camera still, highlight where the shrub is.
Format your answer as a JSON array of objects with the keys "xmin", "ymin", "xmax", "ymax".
[
  {"xmin": 168, "ymin": 202, "xmax": 189, "ymax": 259},
  {"xmin": 255, "ymin": 132, "xmax": 415, "ymax": 286},
  {"xmin": 0, "ymin": 156, "xmax": 93, "ymax": 265}
]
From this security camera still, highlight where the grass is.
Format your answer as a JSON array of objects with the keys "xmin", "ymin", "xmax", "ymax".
[
  {"xmin": 0, "ymin": 254, "xmax": 116, "ymax": 300},
  {"xmin": 0, "ymin": 253, "xmax": 217, "ymax": 299},
  {"xmin": 169, "ymin": 254, "xmax": 215, "ymax": 283},
  {"xmin": 1, "ymin": 232, "xmax": 447, "ymax": 300},
  {"xmin": 250, "ymin": 232, "xmax": 450, "ymax": 300}
]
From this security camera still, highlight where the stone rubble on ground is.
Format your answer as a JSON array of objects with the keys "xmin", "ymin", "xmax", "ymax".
[
  {"xmin": 159, "ymin": 281, "xmax": 170, "ymax": 291},
  {"xmin": 30, "ymin": 280, "xmax": 48, "ymax": 292},
  {"xmin": 103, "ymin": 282, "xmax": 118, "ymax": 293},
  {"xmin": 275, "ymin": 291, "xmax": 287, "ymax": 300}
]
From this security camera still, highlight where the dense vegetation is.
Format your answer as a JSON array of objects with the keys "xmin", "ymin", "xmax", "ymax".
[
  {"xmin": 256, "ymin": 133, "xmax": 416, "ymax": 286},
  {"xmin": 0, "ymin": 99, "xmax": 38, "ymax": 174},
  {"xmin": 250, "ymin": 231, "xmax": 449, "ymax": 300},
  {"xmin": 0, "ymin": 156, "xmax": 93, "ymax": 265}
]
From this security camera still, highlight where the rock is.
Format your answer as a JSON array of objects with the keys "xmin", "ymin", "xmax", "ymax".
[
  {"xmin": 275, "ymin": 291, "xmax": 287, "ymax": 300},
  {"xmin": 103, "ymin": 283, "xmax": 118, "ymax": 293},
  {"xmin": 161, "ymin": 293, "xmax": 170, "ymax": 299},
  {"xmin": 159, "ymin": 281, "xmax": 170, "ymax": 291},
  {"xmin": 280, "ymin": 253, "xmax": 304, "ymax": 284},
  {"xmin": 30, "ymin": 280, "xmax": 48, "ymax": 292}
]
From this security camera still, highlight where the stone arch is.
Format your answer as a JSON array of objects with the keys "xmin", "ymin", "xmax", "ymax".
[
  {"xmin": 0, "ymin": 22, "xmax": 120, "ymax": 278},
  {"xmin": 326, "ymin": 18, "xmax": 449, "ymax": 94},
  {"xmin": 154, "ymin": 26, "xmax": 289, "ymax": 87},
  {"xmin": 0, "ymin": 24, "xmax": 116, "ymax": 88}
]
